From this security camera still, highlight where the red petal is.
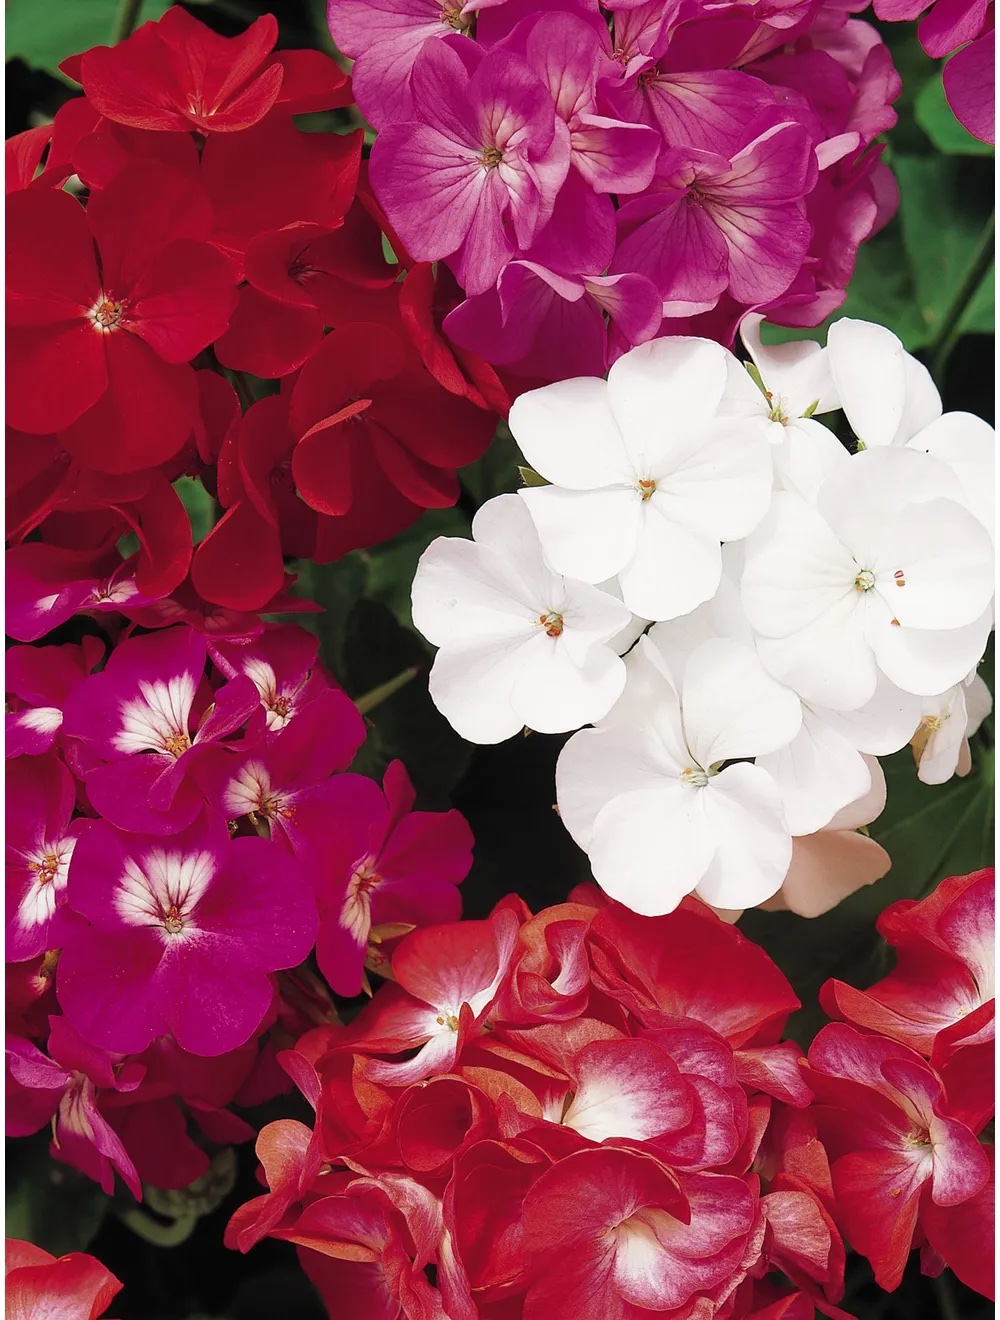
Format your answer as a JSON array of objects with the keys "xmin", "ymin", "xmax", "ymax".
[
  {"xmin": 59, "ymin": 334, "xmax": 197, "ymax": 473},
  {"xmin": 192, "ymin": 502, "xmax": 286, "ymax": 612},
  {"xmin": 288, "ymin": 323, "xmax": 406, "ymax": 438},
  {"xmin": 126, "ymin": 236, "xmax": 237, "ymax": 363},
  {"xmin": 271, "ymin": 50, "xmax": 352, "ymax": 114},
  {"xmin": 6, "ymin": 321, "xmax": 107, "ymax": 435},
  {"xmin": 5, "ymin": 126, "xmax": 52, "ymax": 194},
  {"xmin": 6, "ymin": 187, "xmax": 99, "ymax": 322},
  {"xmin": 80, "ymin": 26, "xmax": 193, "ymax": 132},
  {"xmin": 214, "ymin": 285, "xmax": 323, "ymax": 378}
]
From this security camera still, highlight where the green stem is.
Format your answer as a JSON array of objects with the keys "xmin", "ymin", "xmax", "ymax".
[
  {"xmin": 112, "ymin": 0, "xmax": 144, "ymax": 43},
  {"xmin": 355, "ymin": 666, "xmax": 420, "ymax": 715},
  {"xmin": 932, "ymin": 1271, "xmax": 961, "ymax": 1320},
  {"xmin": 930, "ymin": 211, "xmax": 995, "ymax": 385}
]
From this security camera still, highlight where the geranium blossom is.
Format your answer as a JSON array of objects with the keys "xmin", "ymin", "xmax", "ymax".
[
  {"xmin": 412, "ymin": 493, "xmax": 633, "ymax": 741},
  {"xmin": 5, "ymin": 1239, "xmax": 123, "ymax": 1320}
]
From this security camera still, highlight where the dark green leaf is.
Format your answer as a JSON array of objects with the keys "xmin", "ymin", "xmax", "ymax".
[
  {"xmin": 6, "ymin": 1135, "xmax": 109, "ymax": 1256},
  {"xmin": 364, "ymin": 507, "xmax": 470, "ymax": 632},
  {"xmin": 175, "ymin": 477, "xmax": 215, "ymax": 547},
  {"xmin": 460, "ymin": 421, "xmax": 522, "ymax": 506}
]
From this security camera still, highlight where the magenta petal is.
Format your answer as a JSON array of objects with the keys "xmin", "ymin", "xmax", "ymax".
[
  {"xmin": 84, "ymin": 756, "xmax": 204, "ymax": 835},
  {"xmin": 57, "ymin": 926, "xmax": 168, "ymax": 1054},
  {"xmin": 316, "ymin": 910, "xmax": 368, "ymax": 997},
  {"xmin": 571, "ymin": 114, "xmax": 660, "ymax": 195},
  {"xmin": 155, "ymin": 944, "xmax": 277, "ymax": 1055},
  {"xmin": 943, "ymin": 34, "xmax": 995, "ymax": 144}
]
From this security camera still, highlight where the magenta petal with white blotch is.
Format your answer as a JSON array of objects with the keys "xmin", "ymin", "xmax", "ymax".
[
  {"xmin": 57, "ymin": 813, "xmax": 317, "ymax": 1056},
  {"xmin": 5, "ymin": 639, "xmax": 103, "ymax": 759},
  {"xmin": 62, "ymin": 625, "xmax": 260, "ymax": 835},
  {"xmin": 6, "ymin": 752, "xmax": 85, "ymax": 961}
]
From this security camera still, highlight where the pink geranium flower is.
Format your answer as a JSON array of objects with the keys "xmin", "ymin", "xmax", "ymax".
[
  {"xmin": 313, "ymin": 761, "xmax": 473, "ymax": 996},
  {"xmin": 62, "ymin": 626, "xmax": 260, "ymax": 835},
  {"xmin": 6, "ymin": 752, "xmax": 87, "ymax": 962},
  {"xmin": 613, "ymin": 112, "xmax": 816, "ymax": 313},
  {"xmin": 368, "ymin": 37, "xmax": 570, "ymax": 295},
  {"xmin": 208, "ymin": 624, "xmax": 341, "ymax": 733},
  {"xmin": 57, "ymin": 812, "xmax": 318, "ymax": 1056},
  {"xmin": 6, "ymin": 1016, "xmax": 144, "ymax": 1198}
]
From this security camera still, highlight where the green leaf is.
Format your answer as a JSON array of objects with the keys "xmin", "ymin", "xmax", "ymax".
[
  {"xmin": 364, "ymin": 507, "xmax": 470, "ymax": 632},
  {"xmin": 5, "ymin": 0, "xmax": 170, "ymax": 79},
  {"xmin": 518, "ymin": 466, "xmax": 549, "ymax": 488},
  {"xmin": 6, "ymin": 1135, "xmax": 109, "ymax": 1256},
  {"xmin": 915, "ymin": 72, "xmax": 995, "ymax": 157},
  {"xmin": 461, "ymin": 421, "xmax": 521, "ymax": 506},
  {"xmin": 174, "ymin": 477, "xmax": 215, "ymax": 547}
]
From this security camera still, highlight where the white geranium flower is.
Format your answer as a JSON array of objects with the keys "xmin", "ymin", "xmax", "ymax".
[
  {"xmin": 911, "ymin": 671, "xmax": 993, "ymax": 785},
  {"xmin": 741, "ymin": 447, "xmax": 994, "ymax": 708},
  {"xmin": 410, "ymin": 494, "xmax": 632, "ymax": 744},
  {"xmin": 555, "ymin": 635, "xmax": 802, "ymax": 915},
  {"xmin": 756, "ymin": 677, "xmax": 922, "ymax": 835},
  {"xmin": 827, "ymin": 318, "xmax": 995, "ymax": 536},
  {"xmin": 508, "ymin": 337, "xmax": 773, "ymax": 621},
  {"xmin": 721, "ymin": 313, "xmax": 849, "ymax": 501}
]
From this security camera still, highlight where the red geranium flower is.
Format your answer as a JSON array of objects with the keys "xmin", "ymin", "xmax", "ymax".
[
  {"xmin": 7, "ymin": 161, "xmax": 236, "ymax": 472},
  {"xmin": 64, "ymin": 7, "xmax": 350, "ymax": 136}
]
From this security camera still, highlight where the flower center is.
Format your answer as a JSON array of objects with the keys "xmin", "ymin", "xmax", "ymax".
[
  {"xmin": 89, "ymin": 297, "xmax": 123, "ymax": 331},
  {"xmin": 163, "ymin": 731, "xmax": 192, "ymax": 757},
  {"xmin": 854, "ymin": 569, "xmax": 876, "ymax": 592},
  {"xmin": 480, "ymin": 145, "xmax": 504, "ymax": 170},
  {"xmin": 29, "ymin": 852, "xmax": 62, "ymax": 885},
  {"xmin": 903, "ymin": 1127, "xmax": 931, "ymax": 1149},
  {"xmin": 680, "ymin": 767, "xmax": 710, "ymax": 787},
  {"xmin": 162, "ymin": 903, "xmax": 185, "ymax": 935},
  {"xmin": 765, "ymin": 391, "xmax": 789, "ymax": 425},
  {"xmin": 270, "ymin": 695, "xmax": 294, "ymax": 719},
  {"xmin": 636, "ymin": 478, "xmax": 656, "ymax": 501},
  {"xmin": 537, "ymin": 611, "xmax": 564, "ymax": 638},
  {"xmin": 441, "ymin": 2, "xmax": 473, "ymax": 30},
  {"xmin": 435, "ymin": 1012, "xmax": 461, "ymax": 1031}
]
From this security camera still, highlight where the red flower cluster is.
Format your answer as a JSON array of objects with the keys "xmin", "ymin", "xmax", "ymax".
[
  {"xmin": 6, "ymin": 6, "xmax": 504, "ymax": 614},
  {"xmin": 809, "ymin": 867, "xmax": 995, "ymax": 1299},
  {"xmin": 228, "ymin": 890, "xmax": 856, "ymax": 1320}
]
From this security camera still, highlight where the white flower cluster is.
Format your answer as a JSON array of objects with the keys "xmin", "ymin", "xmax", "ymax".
[{"xmin": 411, "ymin": 319, "xmax": 994, "ymax": 918}]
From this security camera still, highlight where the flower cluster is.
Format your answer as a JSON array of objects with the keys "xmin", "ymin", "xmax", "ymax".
[
  {"xmin": 328, "ymin": 0, "xmax": 902, "ymax": 382},
  {"xmin": 6, "ymin": 615, "xmax": 473, "ymax": 1200},
  {"xmin": 6, "ymin": 5, "xmax": 504, "ymax": 616},
  {"xmin": 412, "ymin": 318, "xmax": 994, "ymax": 917},
  {"xmin": 809, "ymin": 867, "xmax": 995, "ymax": 1299},
  {"xmin": 227, "ymin": 889, "xmax": 847, "ymax": 1319},
  {"xmin": 227, "ymin": 869, "xmax": 995, "ymax": 1316}
]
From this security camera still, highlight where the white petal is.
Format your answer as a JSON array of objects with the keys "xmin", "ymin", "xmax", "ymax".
[
  {"xmin": 755, "ymin": 598, "xmax": 879, "ymax": 711},
  {"xmin": 511, "ymin": 631, "xmax": 626, "ymax": 734},
  {"xmin": 825, "ymin": 755, "xmax": 887, "ymax": 829},
  {"xmin": 470, "ymin": 493, "xmax": 564, "ymax": 603},
  {"xmin": 556, "ymin": 720, "xmax": 687, "ymax": 850},
  {"xmin": 650, "ymin": 417, "xmax": 773, "ymax": 541},
  {"xmin": 909, "ymin": 411, "xmax": 995, "ymax": 538},
  {"xmin": 757, "ymin": 707, "xmax": 873, "ymax": 836},
  {"xmin": 588, "ymin": 784, "xmax": 713, "ymax": 916},
  {"xmin": 767, "ymin": 829, "xmax": 889, "ymax": 918},
  {"xmin": 508, "ymin": 377, "xmax": 633, "ymax": 490},
  {"xmin": 643, "ymin": 574, "xmax": 753, "ymax": 676},
  {"xmin": 695, "ymin": 764, "xmax": 792, "ymax": 909},
  {"xmin": 427, "ymin": 637, "xmax": 533, "ymax": 744},
  {"xmin": 740, "ymin": 314, "xmax": 839, "ymax": 416},
  {"xmin": 827, "ymin": 318, "xmax": 909, "ymax": 447},
  {"xmin": 617, "ymin": 506, "xmax": 722, "ymax": 622},
  {"xmin": 818, "ymin": 672, "xmax": 922, "ymax": 755},
  {"xmin": 964, "ymin": 672, "xmax": 993, "ymax": 734},
  {"xmin": 772, "ymin": 417, "xmax": 850, "ymax": 503},
  {"xmin": 411, "ymin": 537, "xmax": 540, "ymax": 647},
  {"xmin": 607, "ymin": 337, "xmax": 730, "ymax": 473},
  {"xmin": 865, "ymin": 604, "xmax": 994, "ymax": 697},
  {"xmin": 870, "ymin": 500, "xmax": 994, "ymax": 630},
  {"xmin": 914, "ymin": 686, "xmax": 971, "ymax": 785},
  {"xmin": 681, "ymin": 638, "xmax": 802, "ymax": 767},
  {"xmin": 520, "ymin": 484, "xmax": 641, "ymax": 585},
  {"xmin": 741, "ymin": 493, "xmax": 858, "ymax": 638},
  {"xmin": 598, "ymin": 637, "xmax": 690, "ymax": 771}
]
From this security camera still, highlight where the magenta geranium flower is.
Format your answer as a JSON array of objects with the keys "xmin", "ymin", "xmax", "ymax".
[
  {"xmin": 6, "ymin": 1016, "xmax": 144, "ymax": 1198},
  {"xmin": 5, "ymin": 638, "xmax": 103, "ymax": 759},
  {"xmin": 613, "ymin": 112, "xmax": 816, "ymax": 312},
  {"xmin": 197, "ymin": 688, "xmax": 367, "ymax": 864},
  {"xmin": 313, "ymin": 761, "xmax": 473, "ymax": 996},
  {"xmin": 209, "ymin": 624, "xmax": 344, "ymax": 734},
  {"xmin": 62, "ymin": 626, "xmax": 259, "ymax": 835},
  {"xmin": 6, "ymin": 752, "xmax": 87, "ymax": 962},
  {"xmin": 368, "ymin": 37, "xmax": 570, "ymax": 295},
  {"xmin": 57, "ymin": 812, "xmax": 318, "ymax": 1056}
]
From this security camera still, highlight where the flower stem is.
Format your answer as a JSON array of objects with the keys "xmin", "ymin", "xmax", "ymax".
[
  {"xmin": 929, "ymin": 210, "xmax": 995, "ymax": 385},
  {"xmin": 112, "ymin": 0, "xmax": 144, "ymax": 43},
  {"xmin": 355, "ymin": 666, "xmax": 420, "ymax": 715},
  {"xmin": 932, "ymin": 1271, "xmax": 961, "ymax": 1320}
]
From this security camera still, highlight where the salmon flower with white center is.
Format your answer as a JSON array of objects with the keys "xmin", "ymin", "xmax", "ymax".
[
  {"xmin": 509, "ymin": 337, "xmax": 773, "ymax": 621},
  {"xmin": 57, "ymin": 813, "xmax": 317, "ymax": 1057},
  {"xmin": 411, "ymin": 493, "xmax": 633, "ymax": 743}
]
